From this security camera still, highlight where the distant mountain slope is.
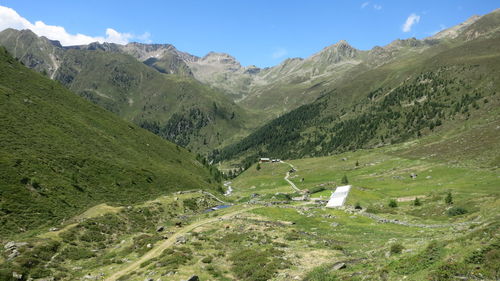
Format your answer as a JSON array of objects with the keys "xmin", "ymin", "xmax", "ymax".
[
  {"xmin": 214, "ymin": 36, "xmax": 500, "ymax": 166},
  {"xmin": 0, "ymin": 47, "xmax": 222, "ymax": 236},
  {"xmin": 186, "ymin": 9, "xmax": 499, "ymax": 120},
  {"xmin": 0, "ymin": 30, "xmax": 252, "ymax": 154}
]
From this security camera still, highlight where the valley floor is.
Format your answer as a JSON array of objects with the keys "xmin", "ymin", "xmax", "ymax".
[{"xmin": 2, "ymin": 138, "xmax": 499, "ymax": 281}]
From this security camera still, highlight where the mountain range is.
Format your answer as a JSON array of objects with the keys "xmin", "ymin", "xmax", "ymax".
[{"xmin": 0, "ymin": 9, "xmax": 499, "ymax": 164}]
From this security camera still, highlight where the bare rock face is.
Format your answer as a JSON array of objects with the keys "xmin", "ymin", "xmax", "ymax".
[
  {"xmin": 431, "ymin": 15, "xmax": 481, "ymax": 40},
  {"xmin": 310, "ymin": 40, "xmax": 359, "ymax": 64},
  {"xmin": 4, "ymin": 241, "xmax": 28, "ymax": 260}
]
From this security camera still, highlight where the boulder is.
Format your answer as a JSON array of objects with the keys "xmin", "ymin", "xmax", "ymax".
[
  {"xmin": 332, "ymin": 262, "xmax": 347, "ymax": 270},
  {"xmin": 4, "ymin": 241, "xmax": 16, "ymax": 250},
  {"xmin": 4, "ymin": 241, "xmax": 27, "ymax": 250},
  {"xmin": 186, "ymin": 276, "xmax": 199, "ymax": 281},
  {"xmin": 12, "ymin": 272, "xmax": 22, "ymax": 280},
  {"xmin": 176, "ymin": 236, "xmax": 187, "ymax": 244},
  {"xmin": 8, "ymin": 249, "xmax": 20, "ymax": 260},
  {"xmin": 156, "ymin": 226, "xmax": 165, "ymax": 232}
]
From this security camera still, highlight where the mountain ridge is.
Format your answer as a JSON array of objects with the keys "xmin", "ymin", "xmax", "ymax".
[{"xmin": 0, "ymin": 8, "xmax": 499, "ymax": 156}]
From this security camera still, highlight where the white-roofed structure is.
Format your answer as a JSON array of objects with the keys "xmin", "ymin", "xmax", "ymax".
[{"xmin": 326, "ymin": 185, "xmax": 351, "ymax": 208}]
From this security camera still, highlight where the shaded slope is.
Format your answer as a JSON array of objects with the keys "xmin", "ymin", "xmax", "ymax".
[{"xmin": 0, "ymin": 47, "xmax": 221, "ymax": 236}]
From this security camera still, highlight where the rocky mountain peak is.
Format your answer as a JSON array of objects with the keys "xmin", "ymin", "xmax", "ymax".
[
  {"xmin": 309, "ymin": 39, "xmax": 358, "ymax": 64},
  {"xmin": 386, "ymin": 37, "xmax": 423, "ymax": 49},
  {"xmin": 200, "ymin": 52, "xmax": 240, "ymax": 66},
  {"xmin": 334, "ymin": 39, "xmax": 350, "ymax": 47},
  {"xmin": 244, "ymin": 65, "xmax": 261, "ymax": 75},
  {"xmin": 431, "ymin": 14, "xmax": 481, "ymax": 40}
]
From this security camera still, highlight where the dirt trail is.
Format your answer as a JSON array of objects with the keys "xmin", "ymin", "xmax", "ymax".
[
  {"xmin": 281, "ymin": 161, "xmax": 301, "ymax": 192},
  {"xmin": 104, "ymin": 205, "xmax": 260, "ymax": 281}
]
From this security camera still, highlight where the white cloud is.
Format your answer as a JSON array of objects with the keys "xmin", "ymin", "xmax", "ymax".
[
  {"xmin": 361, "ymin": 2, "xmax": 381, "ymax": 11},
  {"xmin": 271, "ymin": 48, "xmax": 287, "ymax": 59},
  {"xmin": 402, "ymin": 13, "xmax": 421, "ymax": 32},
  {"xmin": 0, "ymin": 5, "xmax": 150, "ymax": 45},
  {"xmin": 136, "ymin": 32, "xmax": 152, "ymax": 44}
]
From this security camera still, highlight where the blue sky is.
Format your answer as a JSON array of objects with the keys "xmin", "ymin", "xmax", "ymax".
[{"xmin": 0, "ymin": 0, "xmax": 498, "ymax": 67}]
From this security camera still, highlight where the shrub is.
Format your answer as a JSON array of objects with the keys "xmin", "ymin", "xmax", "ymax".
[
  {"xmin": 390, "ymin": 241, "xmax": 443, "ymax": 274},
  {"xmin": 332, "ymin": 245, "xmax": 344, "ymax": 251},
  {"xmin": 388, "ymin": 199, "xmax": 398, "ymax": 208},
  {"xmin": 256, "ymin": 163, "xmax": 261, "ymax": 171},
  {"xmin": 414, "ymin": 197, "xmax": 422, "ymax": 206},
  {"xmin": 465, "ymin": 240, "xmax": 500, "ymax": 279},
  {"xmin": 429, "ymin": 262, "xmax": 466, "ymax": 281},
  {"xmin": 341, "ymin": 175, "xmax": 348, "ymax": 185},
  {"xmin": 445, "ymin": 192, "xmax": 453, "ymax": 205},
  {"xmin": 61, "ymin": 246, "xmax": 95, "ymax": 260},
  {"xmin": 154, "ymin": 247, "xmax": 193, "ymax": 271},
  {"xmin": 447, "ymin": 207, "xmax": 467, "ymax": 216},
  {"xmin": 182, "ymin": 198, "xmax": 199, "ymax": 211},
  {"xmin": 390, "ymin": 243, "xmax": 404, "ymax": 255},
  {"xmin": 229, "ymin": 247, "xmax": 285, "ymax": 281},
  {"xmin": 354, "ymin": 202, "xmax": 362, "ymax": 210}
]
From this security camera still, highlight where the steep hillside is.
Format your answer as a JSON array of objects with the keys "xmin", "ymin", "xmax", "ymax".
[
  {"xmin": 0, "ymin": 30, "xmax": 252, "ymax": 154},
  {"xmin": 54, "ymin": 48, "xmax": 252, "ymax": 152},
  {"xmin": 0, "ymin": 47, "xmax": 222, "ymax": 236},
  {"xmin": 215, "ymin": 36, "xmax": 500, "ymax": 166}
]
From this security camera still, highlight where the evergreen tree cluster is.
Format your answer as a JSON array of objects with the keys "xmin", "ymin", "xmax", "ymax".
[
  {"xmin": 139, "ymin": 108, "xmax": 211, "ymax": 147},
  {"xmin": 216, "ymin": 65, "xmax": 491, "ymax": 166}
]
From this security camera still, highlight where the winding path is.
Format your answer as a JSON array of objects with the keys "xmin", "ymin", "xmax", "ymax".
[
  {"xmin": 104, "ymin": 205, "xmax": 260, "ymax": 281},
  {"xmin": 281, "ymin": 161, "xmax": 301, "ymax": 192}
]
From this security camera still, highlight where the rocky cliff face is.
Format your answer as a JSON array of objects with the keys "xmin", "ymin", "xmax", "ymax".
[{"xmin": 0, "ymin": 29, "xmax": 64, "ymax": 78}]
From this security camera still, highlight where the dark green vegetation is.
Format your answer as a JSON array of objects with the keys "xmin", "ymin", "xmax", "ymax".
[
  {"xmin": 229, "ymin": 243, "xmax": 285, "ymax": 281},
  {"xmin": 0, "ymin": 47, "xmax": 221, "ymax": 236},
  {"xmin": 0, "ymin": 29, "xmax": 253, "ymax": 154}
]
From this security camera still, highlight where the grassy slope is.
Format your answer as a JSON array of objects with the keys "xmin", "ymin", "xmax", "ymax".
[
  {"xmin": 216, "ymin": 36, "xmax": 500, "ymax": 165},
  {"xmin": 56, "ymin": 49, "xmax": 253, "ymax": 154},
  {"xmin": 0, "ymin": 29, "xmax": 254, "ymax": 154},
  {"xmin": 229, "ymin": 124, "xmax": 499, "ymax": 280},
  {"xmin": 0, "ymin": 47, "xmax": 221, "ymax": 237}
]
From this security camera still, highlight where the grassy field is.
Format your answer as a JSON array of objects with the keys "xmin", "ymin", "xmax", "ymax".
[
  {"xmin": 2, "ymin": 132, "xmax": 498, "ymax": 280},
  {"xmin": 222, "ymin": 128, "xmax": 499, "ymax": 280}
]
